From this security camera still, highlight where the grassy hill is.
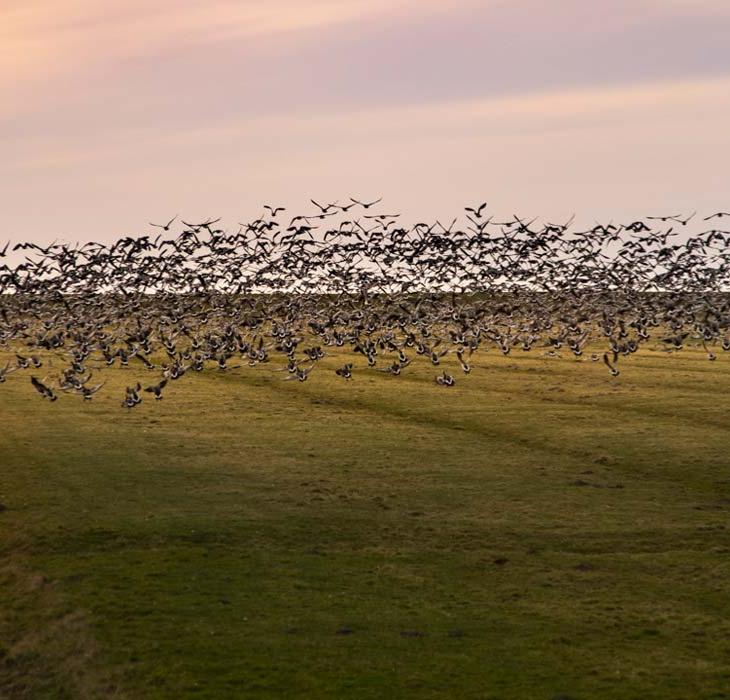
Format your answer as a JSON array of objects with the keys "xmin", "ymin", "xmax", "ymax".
[{"xmin": 2, "ymin": 347, "xmax": 730, "ymax": 699}]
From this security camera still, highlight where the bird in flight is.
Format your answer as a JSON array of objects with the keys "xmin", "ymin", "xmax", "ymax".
[
  {"xmin": 350, "ymin": 197, "xmax": 382, "ymax": 209},
  {"xmin": 465, "ymin": 202, "xmax": 487, "ymax": 217},
  {"xmin": 150, "ymin": 215, "xmax": 178, "ymax": 231}
]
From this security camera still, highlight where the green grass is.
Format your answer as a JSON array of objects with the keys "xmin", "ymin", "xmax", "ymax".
[{"xmin": 2, "ymin": 347, "xmax": 730, "ymax": 699}]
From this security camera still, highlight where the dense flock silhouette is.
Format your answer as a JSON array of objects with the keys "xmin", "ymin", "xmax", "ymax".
[{"xmin": 1, "ymin": 200, "xmax": 729, "ymax": 408}]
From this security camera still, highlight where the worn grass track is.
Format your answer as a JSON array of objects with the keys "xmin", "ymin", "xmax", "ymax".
[{"xmin": 2, "ymin": 347, "xmax": 730, "ymax": 699}]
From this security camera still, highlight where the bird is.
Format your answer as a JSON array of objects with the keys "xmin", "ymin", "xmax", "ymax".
[
  {"xmin": 78, "ymin": 382, "xmax": 105, "ymax": 400},
  {"xmin": 603, "ymin": 352, "xmax": 620, "ymax": 377},
  {"xmin": 702, "ymin": 340, "xmax": 717, "ymax": 361},
  {"xmin": 0, "ymin": 362, "xmax": 18, "ymax": 383},
  {"xmin": 465, "ymin": 202, "xmax": 487, "ymax": 217},
  {"xmin": 283, "ymin": 363, "xmax": 315, "ymax": 382},
  {"xmin": 150, "ymin": 215, "xmax": 178, "ymax": 231},
  {"xmin": 144, "ymin": 378, "xmax": 168, "ymax": 400},
  {"xmin": 310, "ymin": 199, "xmax": 337, "ymax": 214},
  {"xmin": 455, "ymin": 348, "xmax": 472, "ymax": 374},
  {"xmin": 30, "ymin": 376, "xmax": 58, "ymax": 401},
  {"xmin": 15, "ymin": 354, "xmax": 31, "ymax": 369},
  {"xmin": 435, "ymin": 371, "xmax": 455, "ymax": 386},
  {"xmin": 379, "ymin": 358, "xmax": 411, "ymax": 375},
  {"xmin": 349, "ymin": 197, "xmax": 382, "ymax": 209},
  {"xmin": 122, "ymin": 383, "xmax": 143, "ymax": 408},
  {"xmin": 429, "ymin": 345, "xmax": 449, "ymax": 366},
  {"xmin": 335, "ymin": 363, "xmax": 353, "ymax": 380}
]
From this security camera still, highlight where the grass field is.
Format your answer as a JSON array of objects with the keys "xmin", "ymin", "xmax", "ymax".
[{"xmin": 2, "ymin": 347, "xmax": 730, "ymax": 699}]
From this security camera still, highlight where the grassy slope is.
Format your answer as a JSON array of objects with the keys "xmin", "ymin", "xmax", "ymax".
[{"xmin": 1, "ymin": 347, "xmax": 730, "ymax": 699}]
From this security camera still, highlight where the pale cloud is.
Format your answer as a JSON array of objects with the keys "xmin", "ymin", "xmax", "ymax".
[
  {"xmin": 2, "ymin": 1, "xmax": 729, "ymax": 243},
  {"xmin": 18, "ymin": 74, "xmax": 728, "ymax": 162},
  {"xmin": 2, "ymin": 0, "xmax": 445, "ymax": 73},
  {"xmin": 4, "ymin": 0, "xmax": 730, "ymax": 128},
  {"xmin": 3, "ymin": 75, "xmax": 728, "ymax": 243},
  {"xmin": 0, "ymin": 0, "xmax": 456, "ymax": 109}
]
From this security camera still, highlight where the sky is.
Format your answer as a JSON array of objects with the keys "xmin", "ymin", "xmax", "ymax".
[{"xmin": 3, "ymin": 0, "xmax": 730, "ymax": 243}]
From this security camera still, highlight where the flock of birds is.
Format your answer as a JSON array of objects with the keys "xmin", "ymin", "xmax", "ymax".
[{"xmin": 1, "ymin": 199, "xmax": 730, "ymax": 409}]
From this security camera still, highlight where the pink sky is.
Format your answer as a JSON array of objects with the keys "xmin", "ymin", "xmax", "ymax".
[{"xmin": 3, "ymin": 0, "xmax": 730, "ymax": 243}]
